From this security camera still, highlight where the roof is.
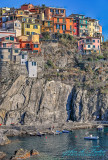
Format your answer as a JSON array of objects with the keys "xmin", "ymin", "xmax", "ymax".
[{"xmin": 47, "ymin": 7, "xmax": 65, "ymax": 10}]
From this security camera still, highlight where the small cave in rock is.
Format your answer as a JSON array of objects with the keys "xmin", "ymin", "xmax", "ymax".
[{"xmin": 66, "ymin": 87, "xmax": 76, "ymax": 122}]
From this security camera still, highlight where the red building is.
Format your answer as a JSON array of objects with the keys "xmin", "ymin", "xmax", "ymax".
[
  {"xmin": 73, "ymin": 19, "xmax": 79, "ymax": 36},
  {"xmin": 45, "ymin": 7, "xmax": 66, "ymax": 20},
  {"xmin": 21, "ymin": 4, "xmax": 34, "ymax": 11}
]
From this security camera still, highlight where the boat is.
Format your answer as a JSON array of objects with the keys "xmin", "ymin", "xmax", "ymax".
[
  {"xmin": 97, "ymin": 125, "xmax": 104, "ymax": 131},
  {"xmin": 62, "ymin": 130, "xmax": 69, "ymax": 133},
  {"xmin": 84, "ymin": 135, "xmax": 99, "ymax": 140}
]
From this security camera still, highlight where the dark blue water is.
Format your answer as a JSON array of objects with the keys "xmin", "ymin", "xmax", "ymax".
[{"xmin": 0, "ymin": 127, "xmax": 108, "ymax": 160}]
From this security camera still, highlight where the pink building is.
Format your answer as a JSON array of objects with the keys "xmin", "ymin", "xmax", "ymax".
[
  {"xmin": 0, "ymin": 35, "xmax": 21, "ymax": 62},
  {"xmin": 78, "ymin": 37, "xmax": 101, "ymax": 54}
]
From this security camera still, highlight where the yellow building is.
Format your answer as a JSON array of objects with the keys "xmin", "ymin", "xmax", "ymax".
[
  {"xmin": 88, "ymin": 19, "xmax": 95, "ymax": 37},
  {"xmin": 16, "ymin": 10, "xmax": 29, "ymax": 18},
  {"xmin": 22, "ymin": 22, "xmax": 41, "ymax": 36},
  {"xmin": 41, "ymin": 20, "xmax": 53, "ymax": 32},
  {"xmin": 0, "ymin": 7, "xmax": 10, "ymax": 16}
]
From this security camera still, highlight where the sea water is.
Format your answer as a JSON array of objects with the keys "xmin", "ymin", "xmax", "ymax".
[{"xmin": 0, "ymin": 127, "xmax": 108, "ymax": 160}]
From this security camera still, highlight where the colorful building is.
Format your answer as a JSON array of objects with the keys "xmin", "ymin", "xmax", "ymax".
[
  {"xmin": 21, "ymin": 4, "xmax": 34, "ymax": 11},
  {"xmin": 41, "ymin": 20, "xmax": 53, "ymax": 33},
  {"xmin": 18, "ymin": 35, "xmax": 40, "ymax": 54},
  {"xmin": 53, "ymin": 16, "xmax": 66, "ymax": 34},
  {"xmin": 65, "ymin": 17, "xmax": 73, "ymax": 35},
  {"xmin": 78, "ymin": 37, "xmax": 101, "ymax": 54},
  {"xmin": 0, "ymin": 35, "xmax": 21, "ymax": 62},
  {"xmin": 45, "ymin": 7, "xmax": 66, "ymax": 20},
  {"xmin": 4, "ymin": 20, "xmax": 22, "ymax": 37},
  {"xmin": 0, "ymin": 7, "xmax": 10, "ymax": 16},
  {"xmin": 18, "ymin": 17, "xmax": 41, "ymax": 36},
  {"xmin": 88, "ymin": 19, "xmax": 95, "ymax": 37},
  {"xmin": 0, "ymin": 30, "xmax": 16, "ymax": 38}
]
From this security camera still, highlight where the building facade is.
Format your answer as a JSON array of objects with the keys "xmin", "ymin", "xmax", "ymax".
[{"xmin": 78, "ymin": 37, "xmax": 101, "ymax": 54}]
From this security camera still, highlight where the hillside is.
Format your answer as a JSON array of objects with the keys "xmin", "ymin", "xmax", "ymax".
[{"xmin": 0, "ymin": 40, "xmax": 108, "ymax": 125}]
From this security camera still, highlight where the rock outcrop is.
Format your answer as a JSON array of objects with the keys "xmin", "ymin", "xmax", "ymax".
[
  {"xmin": 11, "ymin": 148, "xmax": 39, "ymax": 160},
  {"xmin": 0, "ymin": 152, "xmax": 6, "ymax": 159},
  {"xmin": 0, "ymin": 74, "xmax": 108, "ymax": 125},
  {"xmin": 0, "ymin": 130, "xmax": 11, "ymax": 145}
]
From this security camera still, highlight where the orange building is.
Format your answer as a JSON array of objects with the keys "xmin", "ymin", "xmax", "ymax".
[
  {"xmin": 21, "ymin": 4, "xmax": 34, "ymax": 11},
  {"xmin": 45, "ymin": 7, "xmax": 66, "ymax": 20},
  {"xmin": 65, "ymin": 17, "xmax": 73, "ymax": 35},
  {"xmin": 41, "ymin": 20, "xmax": 53, "ymax": 32},
  {"xmin": 53, "ymin": 16, "xmax": 66, "ymax": 34},
  {"xmin": 18, "ymin": 35, "xmax": 40, "ymax": 54}
]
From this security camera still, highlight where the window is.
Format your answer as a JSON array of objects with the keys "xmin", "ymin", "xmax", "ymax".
[
  {"xmin": 26, "ymin": 32, "xmax": 30, "ymax": 35},
  {"xmin": 93, "ymin": 45, "xmax": 95, "ymax": 48},
  {"xmin": 10, "ymin": 36, "xmax": 14, "ymax": 41},
  {"xmin": 32, "ymin": 62, "xmax": 36, "ymax": 66},
  {"xmin": 15, "ymin": 49, "xmax": 18, "ymax": 53},
  {"xmin": 63, "ymin": 18, "xmax": 65, "ymax": 23},
  {"xmin": 70, "ymin": 19, "xmax": 72, "ymax": 22},
  {"xmin": 57, "ymin": 30, "xmax": 59, "ymax": 33},
  {"xmin": 86, "ymin": 39, "xmax": 89, "ymax": 42},
  {"xmin": 26, "ymin": 24, "xmax": 30, "ymax": 28},
  {"xmin": 37, "ymin": 15, "xmax": 39, "ymax": 19},
  {"xmin": 57, "ymin": 18, "xmax": 59, "ymax": 22},
  {"xmin": 98, "ymin": 40, "xmax": 99, "ymax": 43},
  {"xmin": 1, "ymin": 55, "xmax": 3, "ymax": 59},
  {"xmin": 8, "ymin": 49, "xmax": 11, "ymax": 52},
  {"xmin": 81, "ymin": 25, "xmax": 82, "ymax": 28},
  {"xmin": 6, "ymin": 37, "xmax": 9, "ymax": 40},
  {"xmin": 50, "ymin": 9, "xmax": 53, "ymax": 12},
  {"xmin": 56, "ymin": 24, "xmax": 60, "ymax": 29},
  {"xmin": 22, "ymin": 55, "xmax": 24, "ymax": 59},
  {"xmin": 33, "ymin": 50, "xmax": 38, "ymax": 53},
  {"xmin": 23, "ymin": 18, "xmax": 26, "ymax": 22},
  {"xmin": 31, "ymin": 32, "xmax": 35, "ymax": 35},
  {"xmin": 33, "ymin": 25, "xmax": 38, "ymax": 29},
  {"xmin": 26, "ymin": 44, "xmax": 30, "ymax": 48},
  {"xmin": 3, "ymin": 43, "xmax": 6, "ymax": 47},
  {"xmin": 62, "ymin": 25, "xmax": 65, "ymax": 30},
  {"xmin": 48, "ymin": 21, "xmax": 50, "ymax": 26},
  {"xmin": 15, "ymin": 23, "xmax": 17, "ymax": 26},
  {"xmin": 8, "ymin": 55, "xmax": 10, "ymax": 59},
  {"xmin": 86, "ymin": 25, "xmax": 87, "ymax": 28},
  {"xmin": 93, "ymin": 40, "xmax": 95, "ymax": 43},
  {"xmin": 98, "ymin": 45, "xmax": 99, "ymax": 49},
  {"xmin": 20, "ymin": 12, "xmax": 23, "ymax": 15},
  {"xmin": 61, "ymin": 10, "xmax": 64, "ymax": 13},
  {"xmin": 56, "ymin": 10, "xmax": 59, "ymax": 14},
  {"xmin": 70, "ymin": 25, "xmax": 72, "ymax": 30},
  {"xmin": 34, "ymin": 44, "xmax": 38, "ymax": 48},
  {"xmin": 88, "ymin": 45, "xmax": 90, "ymax": 48}
]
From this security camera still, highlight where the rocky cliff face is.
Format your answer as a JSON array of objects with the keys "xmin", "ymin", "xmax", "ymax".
[{"xmin": 0, "ymin": 74, "xmax": 108, "ymax": 125}]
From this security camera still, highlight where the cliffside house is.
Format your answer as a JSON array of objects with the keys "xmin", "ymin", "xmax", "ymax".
[
  {"xmin": 18, "ymin": 17, "xmax": 41, "ymax": 36},
  {"xmin": 52, "ymin": 16, "xmax": 66, "ymax": 34},
  {"xmin": 0, "ymin": 35, "xmax": 21, "ymax": 62},
  {"xmin": 28, "ymin": 60, "xmax": 37, "ymax": 77},
  {"xmin": 65, "ymin": 17, "xmax": 73, "ymax": 35},
  {"xmin": 21, "ymin": 4, "xmax": 34, "ymax": 11},
  {"xmin": 0, "ymin": 30, "xmax": 16, "ymax": 38},
  {"xmin": 45, "ymin": 7, "xmax": 66, "ymax": 20},
  {"xmin": 3, "ymin": 20, "xmax": 21, "ymax": 37},
  {"xmin": 78, "ymin": 37, "xmax": 101, "ymax": 54},
  {"xmin": 18, "ymin": 34, "xmax": 40, "ymax": 54}
]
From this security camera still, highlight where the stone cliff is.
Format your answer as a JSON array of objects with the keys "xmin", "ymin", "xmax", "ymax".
[
  {"xmin": 0, "ymin": 42, "xmax": 108, "ymax": 125},
  {"xmin": 0, "ymin": 75, "xmax": 108, "ymax": 125}
]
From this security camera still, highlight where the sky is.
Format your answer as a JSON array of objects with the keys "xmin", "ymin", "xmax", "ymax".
[{"xmin": 0, "ymin": 0, "xmax": 108, "ymax": 40}]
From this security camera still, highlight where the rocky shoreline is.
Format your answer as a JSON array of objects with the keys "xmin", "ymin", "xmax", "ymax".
[{"xmin": 0, "ymin": 121, "xmax": 106, "ymax": 137}]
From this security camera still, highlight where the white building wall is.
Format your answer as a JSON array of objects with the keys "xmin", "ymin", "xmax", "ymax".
[
  {"xmin": 28, "ymin": 61, "xmax": 37, "ymax": 78},
  {"xmin": 21, "ymin": 55, "xmax": 28, "ymax": 65}
]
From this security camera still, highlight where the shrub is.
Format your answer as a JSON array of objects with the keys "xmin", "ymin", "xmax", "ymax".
[{"xmin": 46, "ymin": 60, "xmax": 54, "ymax": 68}]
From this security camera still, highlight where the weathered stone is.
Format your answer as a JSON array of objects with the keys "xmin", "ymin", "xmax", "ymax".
[
  {"xmin": 0, "ymin": 152, "xmax": 6, "ymax": 159},
  {"xmin": 11, "ymin": 148, "xmax": 39, "ymax": 160}
]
